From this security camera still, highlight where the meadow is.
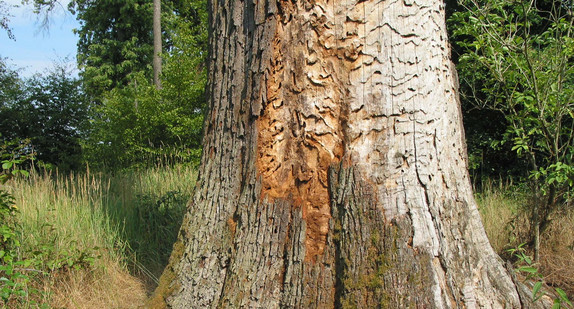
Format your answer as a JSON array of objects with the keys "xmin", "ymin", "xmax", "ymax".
[
  {"xmin": 2, "ymin": 167, "xmax": 573, "ymax": 308},
  {"xmin": 2, "ymin": 164, "xmax": 196, "ymax": 308}
]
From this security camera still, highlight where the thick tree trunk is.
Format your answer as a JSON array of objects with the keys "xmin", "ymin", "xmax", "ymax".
[{"xmin": 149, "ymin": 0, "xmax": 547, "ymax": 307}]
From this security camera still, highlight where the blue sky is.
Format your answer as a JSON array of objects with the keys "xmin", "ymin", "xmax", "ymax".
[{"xmin": 1, "ymin": 0, "xmax": 79, "ymax": 77}]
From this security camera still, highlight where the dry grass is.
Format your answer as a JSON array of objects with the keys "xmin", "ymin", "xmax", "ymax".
[
  {"xmin": 40, "ymin": 259, "xmax": 146, "ymax": 309},
  {"xmin": 6, "ymin": 170, "xmax": 147, "ymax": 308},
  {"xmin": 475, "ymin": 183, "xmax": 529, "ymax": 253},
  {"xmin": 539, "ymin": 207, "xmax": 574, "ymax": 296},
  {"xmin": 476, "ymin": 183, "xmax": 574, "ymax": 299}
]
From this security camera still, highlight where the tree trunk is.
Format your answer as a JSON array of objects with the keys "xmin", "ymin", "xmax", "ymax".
[
  {"xmin": 153, "ymin": 0, "xmax": 162, "ymax": 89},
  {"xmin": 149, "ymin": 0, "xmax": 547, "ymax": 307}
]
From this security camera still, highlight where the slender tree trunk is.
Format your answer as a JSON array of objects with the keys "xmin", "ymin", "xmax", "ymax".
[
  {"xmin": 153, "ymin": 0, "xmax": 162, "ymax": 89},
  {"xmin": 150, "ymin": 0, "xmax": 549, "ymax": 307}
]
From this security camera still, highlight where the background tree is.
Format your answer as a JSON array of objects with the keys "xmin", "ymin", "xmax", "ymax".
[
  {"xmin": 0, "ymin": 59, "xmax": 24, "ymax": 107},
  {"xmin": 70, "ymin": 0, "xmax": 154, "ymax": 98},
  {"xmin": 82, "ymin": 0, "xmax": 208, "ymax": 169},
  {"xmin": 153, "ymin": 0, "xmax": 162, "ymax": 89},
  {"xmin": 150, "ymin": 0, "xmax": 545, "ymax": 307},
  {"xmin": 16, "ymin": 0, "xmax": 209, "ymax": 170},
  {"xmin": 0, "ymin": 62, "xmax": 89, "ymax": 171}
]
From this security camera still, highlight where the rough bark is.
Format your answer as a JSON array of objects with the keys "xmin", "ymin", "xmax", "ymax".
[{"xmin": 149, "ymin": 0, "xmax": 548, "ymax": 307}]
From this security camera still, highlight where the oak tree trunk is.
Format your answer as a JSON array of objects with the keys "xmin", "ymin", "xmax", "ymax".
[{"xmin": 150, "ymin": 0, "xmax": 547, "ymax": 307}]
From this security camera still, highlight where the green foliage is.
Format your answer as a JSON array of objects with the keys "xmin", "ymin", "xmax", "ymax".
[
  {"xmin": 0, "ymin": 61, "xmax": 89, "ymax": 172},
  {"xmin": 0, "ymin": 139, "xmax": 32, "ymax": 183},
  {"xmin": 0, "ymin": 1, "xmax": 15, "ymax": 40},
  {"xmin": 83, "ymin": 71, "xmax": 204, "ymax": 169},
  {"xmin": 0, "ymin": 143, "xmax": 37, "ymax": 306},
  {"xmin": 0, "ymin": 59, "xmax": 24, "ymax": 110},
  {"xmin": 554, "ymin": 288, "xmax": 574, "ymax": 309},
  {"xmin": 70, "ymin": 0, "xmax": 155, "ymax": 98},
  {"xmin": 508, "ymin": 243, "xmax": 541, "ymax": 279},
  {"xmin": 532, "ymin": 162, "xmax": 574, "ymax": 196},
  {"xmin": 69, "ymin": 0, "xmax": 208, "ymax": 99},
  {"xmin": 162, "ymin": 0, "xmax": 207, "ymax": 113},
  {"xmin": 449, "ymin": 0, "xmax": 574, "ymax": 253},
  {"xmin": 83, "ymin": 0, "xmax": 208, "ymax": 170},
  {"xmin": 27, "ymin": 243, "xmax": 99, "ymax": 273},
  {"xmin": 508, "ymin": 243, "xmax": 573, "ymax": 308}
]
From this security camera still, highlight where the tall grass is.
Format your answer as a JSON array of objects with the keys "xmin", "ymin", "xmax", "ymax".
[
  {"xmin": 474, "ymin": 179, "xmax": 529, "ymax": 253},
  {"xmin": 103, "ymin": 164, "xmax": 197, "ymax": 283},
  {"xmin": 8, "ymin": 163, "xmax": 197, "ymax": 308},
  {"xmin": 14, "ymin": 169, "xmax": 122, "ymax": 264},
  {"xmin": 7, "ymin": 165, "xmax": 572, "ymax": 306},
  {"xmin": 475, "ymin": 179, "xmax": 574, "ymax": 297}
]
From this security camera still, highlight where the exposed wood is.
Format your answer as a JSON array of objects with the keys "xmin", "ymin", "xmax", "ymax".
[{"xmin": 149, "ymin": 0, "xmax": 551, "ymax": 307}]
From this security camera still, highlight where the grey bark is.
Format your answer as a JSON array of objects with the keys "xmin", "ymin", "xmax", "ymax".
[
  {"xmin": 153, "ymin": 0, "xmax": 162, "ymax": 89},
  {"xmin": 149, "ymin": 0, "xmax": 550, "ymax": 308}
]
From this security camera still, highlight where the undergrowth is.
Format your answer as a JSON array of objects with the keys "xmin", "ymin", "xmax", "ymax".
[
  {"xmin": 2, "ymin": 163, "xmax": 196, "ymax": 308},
  {"xmin": 476, "ymin": 179, "xmax": 574, "ymax": 301},
  {"xmin": 4, "ymin": 161, "xmax": 573, "ymax": 307}
]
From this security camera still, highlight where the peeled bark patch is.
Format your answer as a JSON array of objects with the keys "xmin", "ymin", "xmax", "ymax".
[{"xmin": 256, "ymin": 0, "xmax": 346, "ymax": 262}]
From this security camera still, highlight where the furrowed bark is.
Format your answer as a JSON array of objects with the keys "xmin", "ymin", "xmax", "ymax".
[{"xmin": 149, "ymin": 0, "xmax": 550, "ymax": 308}]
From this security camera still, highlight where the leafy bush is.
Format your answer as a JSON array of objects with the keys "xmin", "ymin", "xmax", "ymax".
[
  {"xmin": 449, "ymin": 0, "xmax": 574, "ymax": 260},
  {"xmin": 0, "ymin": 61, "xmax": 89, "ymax": 172},
  {"xmin": 0, "ymin": 143, "xmax": 39, "ymax": 306},
  {"xmin": 509, "ymin": 243, "xmax": 573, "ymax": 308},
  {"xmin": 83, "ymin": 71, "xmax": 204, "ymax": 169}
]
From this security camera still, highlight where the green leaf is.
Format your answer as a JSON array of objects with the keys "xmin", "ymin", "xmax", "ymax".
[
  {"xmin": 532, "ymin": 281, "xmax": 543, "ymax": 301},
  {"xmin": 555, "ymin": 288, "xmax": 572, "ymax": 306},
  {"xmin": 517, "ymin": 266, "xmax": 538, "ymax": 274},
  {"xmin": 552, "ymin": 299, "xmax": 561, "ymax": 309},
  {"xmin": 2, "ymin": 162, "xmax": 12, "ymax": 170}
]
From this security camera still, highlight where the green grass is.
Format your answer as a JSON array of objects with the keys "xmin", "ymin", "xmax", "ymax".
[
  {"xmin": 103, "ymin": 164, "xmax": 197, "ymax": 282},
  {"xmin": 6, "ymin": 163, "xmax": 197, "ymax": 308}
]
